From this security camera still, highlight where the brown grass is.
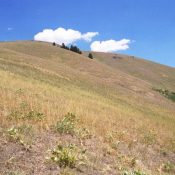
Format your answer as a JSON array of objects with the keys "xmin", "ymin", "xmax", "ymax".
[{"xmin": 0, "ymin": 41, "xmax": 175, "ymax": 174}]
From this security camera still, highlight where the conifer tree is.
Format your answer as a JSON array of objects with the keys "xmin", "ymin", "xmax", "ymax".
[{"xmin": 88, "ymin": 53, "xmax": 93, "ymax": 59}]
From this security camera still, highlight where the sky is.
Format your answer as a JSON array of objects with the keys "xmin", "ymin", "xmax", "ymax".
[{"xmin": 0, "ymin": 0, "xmax": 175, "ymax": 67}]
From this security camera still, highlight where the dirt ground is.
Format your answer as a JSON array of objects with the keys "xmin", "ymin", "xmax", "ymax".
[{"xmin": 0, "ymin": 128, "xmax": 174, "ymax": 175}]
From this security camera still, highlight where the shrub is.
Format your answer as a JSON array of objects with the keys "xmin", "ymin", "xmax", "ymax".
[
  {"xmin": 153, "ymin": 88, "xmax": 175, "ymax": 102},
  {"xmin": 49, "ymin": 144, "xmax": 86, "ymax": 168},
  {"xmin": 7, "ymin": 127, "xmax": 21, "ymax": 142},
  {"xmin": 55, "ymin": 113, "xmax": 92, "ymax": 140},
  {"xmin": 56, "ymin": 113, "xmax": 77, "ymax": 135},
  {"xmin": 123, "ymin": 170, "xmax": 147, "ymax": 175},
  {"xmin": 25, "ymin": 110, "xmax": 45, "ymax": 120},
  {"xmin": 8, "ymin": 109, "xmax": 45, "ymax": 121},
  {"xmin": 162, "ymin": 161, "xmax": 175, "ymax": 173},
  {"xmin": 6, "ymin": 125, "xmax": 33, "ymax": 149},
  {"xmin": 76, "ymin": 128, "xmax": 92, "ymax": 139},
  {"xmin": 88, "ymin": 53, "xmax": 93, "ymax": 59}
]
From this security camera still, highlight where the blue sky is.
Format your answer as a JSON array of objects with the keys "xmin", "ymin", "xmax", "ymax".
[{"xmin": 0, "ymin": 0, "xmax": 175, "ymax": 67}]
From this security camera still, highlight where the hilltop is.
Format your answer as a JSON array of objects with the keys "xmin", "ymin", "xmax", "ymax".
[{"xmin": 0, "ymin": 41, "xmax": 175, "ymax": 175}]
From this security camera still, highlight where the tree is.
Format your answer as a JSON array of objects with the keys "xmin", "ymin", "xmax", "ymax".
[
  {"xmin": 88, "ymin": 53, "xmax": 93, "ymax": 59},
  {"xmin": 61, "ymin": 43, "xmax": 66, "ymax": 48},
  {"xmin": 70, "ymin": 45, "xmax": 82, "ymax": 54},
  {"xmin": 60, "ymin": 43, "xmax": 82, "ymax": 54},
  {"xmin": 60, "ymin": 43, "xmax": 69, "ymax": 50}
]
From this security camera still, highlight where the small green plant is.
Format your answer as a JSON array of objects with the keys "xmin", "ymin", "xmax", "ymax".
[
  {"xmin": 143, "ymin": 131, "xmax": 156, "ymax": 145},
  {"xmin": 130, "ymin": 157, "xmax": 137, "ymax": 167},
  {"xmin": 6, "ymin": 125, "xmax": 33, "ymax": 149},
  {"xmin": 123, "ymin": 170, "xmax": 147, "ymax": 175},
  {"xmin": 8, "ymin": 109, "xmax": 45, "ymax": 121},
  {"xmin": 25, "ymin": 110, "xmax": 45, "ymax": 120},
  {"xmin": 105, "ymin": 131, "xmax": 122, "ymax": 150},
  {"xmin": 8, "ymin": 101, "xmax": 45, "ymax": 121},
  {"xmin": 48, "ymin": 144, "xmax": 86, "ymax": 168},
  {"xmin": 76, "ymin": 128, "xmax": 92, "ymax": 139},
  {"xmin": 105, "ymin": 131, "xmax": 115, "ymax": 143},
  {"xmin": 55, "ymin": 113, "xmax": 77, "ymax": 135},
  {"xmin": 162, "ymin": 161, "xmax": 175, "ymax": 173},
  {"xmin": 6, "ymin": 172, "xmax": 24, "ymax": 175},
  {"xmin": 7, "ymin": 127, "xmax": 21, "ymax": 142},
  {"xmin": 55, "ymin": 113, "xmax": 92, "ymax": 140},
  {"xmin": 15, "ymin": 88, "xmax": 25, "ymax": 95},
  {"xmin": 60, "ymin": 168, "xmax": 76, "ymax": 175},
  {"xmin": 106, "ymin": 131, "xmax": 126, "ymax": 143}
]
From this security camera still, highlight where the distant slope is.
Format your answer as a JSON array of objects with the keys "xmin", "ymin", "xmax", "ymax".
[{"xmin": 87, "ymin": 52, "xmax": 175, "ymax": 91}]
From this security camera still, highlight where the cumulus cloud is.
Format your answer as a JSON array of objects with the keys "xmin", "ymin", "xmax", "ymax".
[
  {"xmin": 90, "ymin": 39, "xmax": 131, "ymax": 52},
  {"xmin": 7, "ymin": 27, "xmax": 13, "ymax": 31},
  {"xmin": 34, "ymin": 27, "xmax": 98, "ymax": 45},
  {"xmin": 82, "ymin": 32, "xmax": 99, "ymax": 42}
]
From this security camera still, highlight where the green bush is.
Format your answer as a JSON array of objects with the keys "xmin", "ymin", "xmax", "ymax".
[
  {"xmin": 153, "ymin": 88, "xmax": 175, "ymax": 102},
  {"xmin": 88, "ymin": 53, "xmax": 93, "ymax": 59},
  {"xmin": 49, "ymin": 144, "xmax": 86, "ymax": 168},
  {"xmin": 55, "ymin": 113, "xmax": 77, "ymax": 135},
  {"xmin": 25, "ymin": 110, "xmax": 45, "ymax": 120},
  {"xmin": 55, "ymin": 113, "xmax": 92, "ymax": 140},
  {"xmin": 6, "ymin": 125, "xmax": 33, "ymax": 149},
  {"xmin": 8, "ymin": 109, "xmax": 45, "ymax": 121},
  {"xmin": 7, "ymin": 127, "xmax": 21, "ymax": 142},
  {"xmin": 162, "ymin": 161, "xmax": 175, "ymax": 173}
]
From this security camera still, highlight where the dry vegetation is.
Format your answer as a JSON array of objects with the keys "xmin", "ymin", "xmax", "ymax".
[{"xmin": 0, "ymin": 41, "xmax": 175, "ymax": 175}]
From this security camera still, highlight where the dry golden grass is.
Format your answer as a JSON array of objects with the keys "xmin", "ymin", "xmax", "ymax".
[
  {"xmin": 0, "ymin": 41, "xmax": 175, "ymax": 174},
  {"xmin": 0, "ymin": 41, "xmax": 174, "ymax": 147}
]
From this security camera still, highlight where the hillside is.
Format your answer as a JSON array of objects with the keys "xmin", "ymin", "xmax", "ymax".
[
  {"xmin": 86, "ymin": 52, "xmax": 175, "ymax": 91},
  {"xmin": 0, "ymin": 41, "xmax": 175, "ymax": 175}
]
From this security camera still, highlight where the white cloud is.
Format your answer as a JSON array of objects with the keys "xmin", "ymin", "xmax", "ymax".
[
  {"xmin": 82, "ymin": 32, "xmax": 99, "ymax": 42},
  {"xmin": 34, "ymin": 27, "xmax": 98, "ymax": 45},
  {"xmin": 7, "ymin": 27, "xmax": 13, "ymax": 31},
  {"xmin": 90, "ymin": 39, "xmax": 131, "ymax": 52}
]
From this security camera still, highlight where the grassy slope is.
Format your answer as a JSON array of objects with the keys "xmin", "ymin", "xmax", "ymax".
[
  {"xmin": 88, "ymin": 52, "xmax": 175, "ymax": 91},
  {"xmin": 0, "ymin": 41, "xmax": 175, "ymax": 175}
]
